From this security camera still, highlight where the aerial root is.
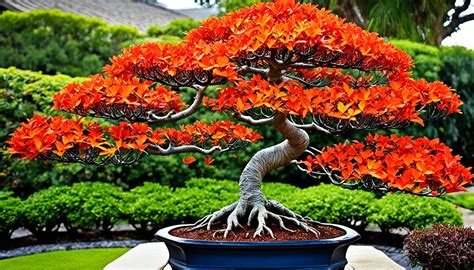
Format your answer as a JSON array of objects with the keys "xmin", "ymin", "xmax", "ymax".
[{"xmin": 190, "ymin": 200, "xmax": 320, "ymax": 239}]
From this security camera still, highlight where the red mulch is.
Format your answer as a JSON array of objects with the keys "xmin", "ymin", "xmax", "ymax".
[{"xmin": 170, "ymin": 223, "xmax": 345, "ymax": 242}]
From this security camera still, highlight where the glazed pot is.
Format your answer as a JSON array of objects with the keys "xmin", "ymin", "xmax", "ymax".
[{"xmin": 155, "ymin": 223, "xmax": 360, "ymax": 270}]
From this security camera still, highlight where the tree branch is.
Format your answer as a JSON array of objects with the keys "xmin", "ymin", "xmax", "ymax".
[
  {"xmin": 443, "ymin": 0, "xmax": 474, "ymax": 38},
  {"xmin": 236, "ymin": 65, "xmax": 269, "ymax": 78},
  {"xmin": 147, "ymin": 85, "xmax": 206, "ymax": 123},
  {"xmin": 147, "ymin": 144, "xmax": 236, "ymax": 155},
  {"xmin": 232, "ymin": 112, "xmax": 273, "ymax": 126},
  {"xmin": 290, "ymin": 122, "xmax": 331, "ymax": 134}
]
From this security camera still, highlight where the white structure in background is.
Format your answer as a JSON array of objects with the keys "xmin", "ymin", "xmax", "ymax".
[{"xmin": 154, "ymin": 0, "xmax": 219, "ymax": 20}]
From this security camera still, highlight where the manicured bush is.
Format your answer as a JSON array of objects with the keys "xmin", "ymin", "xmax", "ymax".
[
  {"xmin": 404, "ymin": 225, "xmax": 473, "ymax": 270},
  {"xmin": 0, "ymin": 10, "xmax": 142, "ymax": 76},
  {"xmin": 444, "ymin": 193, "xmax": 474, "ymax": 211},
  {"xmin": 166, "ymin": 187, "xmax": 238, "ymax": 224},
  {"xmin": 123, "ymin": 182, "xmax": 174, "ymax": 231},
  {"xmin": 64, "ymin": 182, "xmax": 124, "ymax": 233},
  {"xmin": 20, "ymin": 186, "xmax": 71, "ymax": 239},
  {"xmin": 285, "ymin": 184, "xmax": 377, "ymax": 230},
  {"xmin": 147, "ymin": 18, "xmax": 200, "ymax": 38},
  {"xmin": 368, "ymin": 194, "xmax": 463, "ymax": 232},
  {"xmin": 0, "ymin": 192, "xmax": 22, "ymax": 241},
  {"xmin": 390, "ymin": 39, "xmax": 441, "ymax": 81}
]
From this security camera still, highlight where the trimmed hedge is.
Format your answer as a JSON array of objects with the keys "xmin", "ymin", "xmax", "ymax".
[
  {"xmin": 367, "ymin": 194, "xmax": 463, "ymax": 232},
  {"xmin": 285, "ymin": 185, "xmax": 377, "ymax": 230},
  {"xmin": 444, "ymin": 193, "xmax": 474, "ymax": 211},
  {"xmin": 0, "ymin": 10, "xmax": 142, "ymax": 76},
  {"xmin": 147, "ymin": 18, "xmax": 200, "ymax": 38},
  {"xmin": 0, "ymin": 179, "xmax": 463, "ymax": 240},
  {"xmin": 0, "ymin": 192, "xmax": 22, "ymax": 241}
]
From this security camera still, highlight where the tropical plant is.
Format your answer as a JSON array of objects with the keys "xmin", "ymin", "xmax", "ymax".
[{"xmin": 6, "ymin": 0, "xmax": 473, "ymax": 238}]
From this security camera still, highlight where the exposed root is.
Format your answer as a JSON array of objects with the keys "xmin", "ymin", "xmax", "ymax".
[{"xmin": 190, "ymin": 199, "xmax": 320, "ymax": 239}]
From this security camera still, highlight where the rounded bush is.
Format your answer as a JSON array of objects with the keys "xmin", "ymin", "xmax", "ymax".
[
  {"xmin": 147, "ymin": 18, "xmax": 200, "ymax": 38},
  {"xmin": 64, "ymin": 182, "xmax": 124, "ymax": 232},
  {"xmin": 123, "ymin": 182, "xmax": 174, "ymax": 231},
  {"xmin": 0, "ymin": 192, "xmax": 22, "ymax": 241},
  {"xmin": 368, "ymin": 193, "xmax": 463, "ymax": 231},
  {"xmin": 285, "ymin": 184, "xmax": 376, "ymax": 230},
  {"xmin": 21, "ymin": 186, "xmax": 71, "ymax": 239}
]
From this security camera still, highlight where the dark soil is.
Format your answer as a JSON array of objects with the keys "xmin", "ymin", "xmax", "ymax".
[{"xmin": 171, "ymin": 223, "xmax": 345, "ymax": 242}]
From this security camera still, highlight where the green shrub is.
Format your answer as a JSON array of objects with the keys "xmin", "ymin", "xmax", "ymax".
[
  {"xmin": 368, "ymin": 194, "xmax": 463, "ymax": 231},
  {"xmin": 120, "ymin": 36, "xmax": 182, "ymax": 48},
  {"xmin": 21, "ymin": 186, "xmax": 71, "ymax": 239},
  {"xmin": 185, "ymin": 178, "xmax": 239, "ymax": 195},
  {"xmin": 123, "ymin": 182, "xmax": 174, "ymax": 231},
  {"xmin": 444, "ymin": 193, "xmax": 474, "ymax": 211},
  {"xmin": 0, "ymin": 10, "xmax": 142, "ymax": 76},
  {"xmin": 0, "ymin": 67, "xmax": 84, "ymax": 194},
  {"xmin": 0, "ymin": 192, "xmax": 22, "ymax": 241},
  {"xmin": 147, "ymin": 18, "xmax": 200, "ymax": 38},
  {"xmin": 64, "ymin": 182, "xmax": 124, "ymax": 232},
  {"xmin": 285, "ymin": 184, "xmax": 376, "ymax": 230},
  {"xmin": 166, "ymin": 187, "xmax": 238, "ymax": 224},
  {"xmin": 390, "ymin": 39, "xmax": 441, "ymax": 81}
]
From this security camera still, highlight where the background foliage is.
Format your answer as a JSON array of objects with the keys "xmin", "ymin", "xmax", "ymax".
[
  {"xmin": 0, "ymin": 179, "xmax": 463, "ymax": 241},
  {"xmin": 0, "ymin": 10, "xmax": 142, "ymax": 77}
]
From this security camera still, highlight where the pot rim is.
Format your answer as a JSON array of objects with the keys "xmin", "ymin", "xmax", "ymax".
[{"xmin": 156, "ymin": 222, "xmax": 360, "ymax": 247}]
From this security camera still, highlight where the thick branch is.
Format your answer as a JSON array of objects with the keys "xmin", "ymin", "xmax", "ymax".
[
  {"xmin": 232, "ymin": 112, "xmax": 273, "ymax": 126},
  {"xmin": 238, "ymin": 112, "xmax": 309, "ymax": 204},
  {"xmin": 148, "ymin": 85, "xmax": 206, "ymax": 123},
  {"xmin": 147, "ymin": 145, "xmax": 228, "ymax": 155},
  {"xmin": 237, "ymin": 65, "xmax": 269, "ymax": 78}
]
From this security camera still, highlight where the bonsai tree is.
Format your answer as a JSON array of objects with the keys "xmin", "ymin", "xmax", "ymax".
[{"xmin": 6, "ymin": 0, "xmax": 473, "ymax": 238}]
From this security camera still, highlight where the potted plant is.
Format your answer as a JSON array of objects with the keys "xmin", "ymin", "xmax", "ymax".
[{"xmin": 6, "ymin": 0, "xmax": 472, "ymax": 269}]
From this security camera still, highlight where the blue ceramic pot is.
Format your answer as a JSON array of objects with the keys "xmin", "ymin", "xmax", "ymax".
[{"xmin": 155, "ymin": 223, "xmax": 360, "ymax": 270}]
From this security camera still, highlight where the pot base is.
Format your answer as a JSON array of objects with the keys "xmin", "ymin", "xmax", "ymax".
[{"xmin": 156, "ymin": 223, "xmax": 360, "ymax": 270}]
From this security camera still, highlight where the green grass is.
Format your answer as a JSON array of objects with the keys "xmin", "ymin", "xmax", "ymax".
[
  {"xmin": 0, "ymin": 248, "xmax": 130, "ymax": 270},
  {"xmin": 444, "ymin": 193, "xmax": 474, "ymax": 210}
]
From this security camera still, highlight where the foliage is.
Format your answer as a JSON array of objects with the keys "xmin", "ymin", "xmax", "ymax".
[
  {"xmin": 444, "ymin": 193, "xmax": 474, "ymax": 211},
  {"xmin": 200, "ymin": 0, "xmax": 473, "ymax": 45},
  {"xmin": 147, "ymin": 18, "xmax": 200, "ymax": 38},
  {"xmin": 301, "ymin": 134, "xmax": 473, "ymax": 195},
  {"xmin": 20, "ymin": 186, "xmax": 71, "ymax": 239},
  {"xmin": 0, "ymin": 10, "xmax": 142, "ymax": 76},
  {"xmin": 285, "ymin": 184, "xmax": 377, "ymax": 229},
  {"xmin": 6, "ymin": 115, "xmax": 262, "ymax": 162},
  {"xmin": 367, "ymin": 194, "xmax": 463, "ymax": 231},
  {"xmin": 389, "ymin": 40, "xmax": 441, "ymax": 81},
  {"xmin": 0, "ymin": 192, "xmax": 22, "ymax": 240},
  {"xmin": 1, "ymin": 179, "xmax": 465, "ymax": 240},
  {"xmin": 404, "ymin": 225, "xmax": 473, "ymax": 270},
  {"xmin": 121, "ymin": 36, "xmax": 182, "ymax": 48},
  {"xmin": 123, "ymin": 182, "xmax": 174, "ymax": 231},
  {"xmin": 63, "ymin": 182, "xmax": 124, "ymax": 232},
  {"xmin": 0, "ymin": 248, "xmax": 130, "ymax": 270}
]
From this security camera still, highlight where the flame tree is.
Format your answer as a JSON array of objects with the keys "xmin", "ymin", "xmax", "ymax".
[{"xmin": 6, "ymin": 0, "xmax": 473, "ymax": 238}]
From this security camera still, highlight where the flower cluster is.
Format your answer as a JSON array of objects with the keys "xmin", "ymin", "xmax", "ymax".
[
  {"xmin": 53, "ymin": 75, "xmax": 185, "ymax": 120},
  {"xmin": 206, "ymin": 74, "xmax": 462, "ymax": 130},
  {"xmin": 300, "ymin": 134, "xmax": 473, "ymax": 195},
  {"xmin": 6, "ymin": 115, "xmax": 262, "ymax": 163}
]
